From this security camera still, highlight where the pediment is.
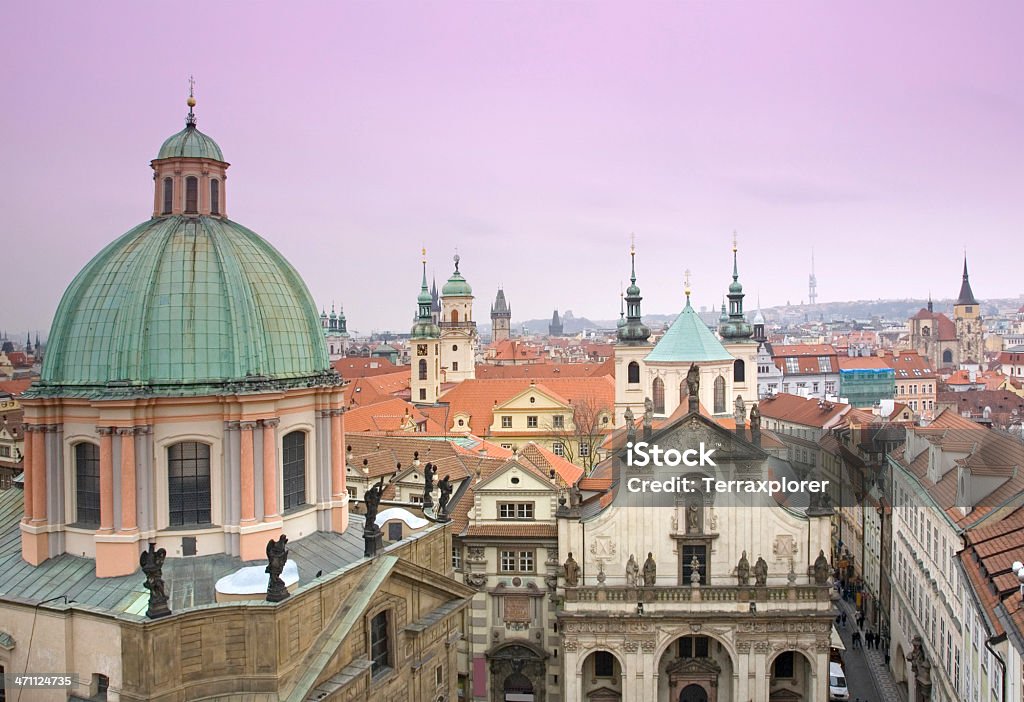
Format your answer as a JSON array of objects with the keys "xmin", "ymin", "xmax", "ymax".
[
  {"xmin": 768, "ymin": 689, "xmax": 803, "ymax": 701},
  {"xmin": 635, "ymin": 412, "xmax": 768, "ymax": 462},
  {"xmin": 473, "ymin": 460, "xmax": 555, "ymax": 493},
  {"xmin": 587, "ymin": 686, "xmax": 622, "ymax": 700},
  {"xmin": 496, "ymin": 385, "xmax": 569, "ymax": 411},
  {"xmin": 665, "ymin": 656, "xmax": 722, "ymax": 677}
]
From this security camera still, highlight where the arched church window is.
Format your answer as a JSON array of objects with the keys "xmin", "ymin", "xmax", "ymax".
[
  {"xmin": 713, "ymin": 376, "xmax": 726, "ymax": 414},
  {"xmin": 184, "ymin": 176, "xmax": 198, "ymax": 214},
  {"xmin": 162, "ymin": 177, "xmax": 173, "ymax": 214},
  {"xmin": 451, "ymin": 310, "xmax": 459, "ymax": 324},
  {"xmin": 734, "ymin": 359, "xmax": 746, "ymax": 383},
  {"xmin": 942, "ymin": 349, "xmax": 953, "ymax": 364},
  {"xmin": 282, "ymin": 431, "xmax": 307, "ymax": 511},
  {"xmin": 74, "ymin": 442, "xmax": 100, "ymax": 527},
  {"xmin": 627, "ymin": 361, "xmax": 640, "ymax": 384},
  {"xmin": 419, "ymin": 359, "xmax": 428, "ymax": 380},
  {"xmin": 168, "ymin": 441, "xmax": 211, "ymax": 526},
  {"xmin": 652, "ymin": 377, "xmax": 665, "ymax": 414},
  {"xmin": 210, "ymin": 179, "xmax": 220, "ymax": 215}
]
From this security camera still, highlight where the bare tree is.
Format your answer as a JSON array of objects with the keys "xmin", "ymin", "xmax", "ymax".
[{"xmin": 543, "ymin": 393, "xmax": 611, "ymax": 473}]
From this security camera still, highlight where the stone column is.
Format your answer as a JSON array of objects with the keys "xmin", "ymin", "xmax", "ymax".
[
  {"xmin": 118, "ymin": 428, "xmax": 137, "ymax": 532},
  {"xmin": 262, "ymin": 419, "xmax": 279, "ymax": 519},
  {"xmin": 98, "ymin": 427, "xmax": 115, "ymax": 533},
  {"xmin": 240, "ymin": 421, "xmax": 257, "ymax": 524},
  {"xmin": 30, "ymin": 425, "xmax": 47, "ymax": 524}
]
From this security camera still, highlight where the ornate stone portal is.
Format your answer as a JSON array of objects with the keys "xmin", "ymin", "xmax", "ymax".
[
  {"xmin": 487, "ymin": 642, "xmax": 547, "ymax": 702},
  {"xmin": 667, "ymin": 656, "xmax": 720, "ymax": 702}
]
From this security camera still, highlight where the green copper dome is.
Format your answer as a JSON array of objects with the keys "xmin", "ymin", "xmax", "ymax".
[
  {"xmin": 441, "ymin": 255, "xmax": 473, "ymax": 296},
  {"xmin": 157, "ymin": 125, "xmax": 224, "ymax": 161},
  {"xmin": 33, "ymin": 216, "xmax": 332, "ymax": 398}
]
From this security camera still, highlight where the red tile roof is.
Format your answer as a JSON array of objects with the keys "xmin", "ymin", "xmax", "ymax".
[
  {"xmin": 0, "ymin": 379, "xmax": 34, "ymax": 396},
  {"xmin": 837, "ymin": 356, "xmax": 891, "ymax": 371},
  {"xmin": 473, "ymin": 361, "xmax": 613, "ymax": 379},
  {"xmin": 758, "ymin": 393, "xmax": 850, "ymax": 428},
  {"xmin": 463, "ymin": 523, "xmax": 558, "ymax": 538},
  {"xmin": 332, "ymin": 357, "xmax": 400, "ymax": 378}
]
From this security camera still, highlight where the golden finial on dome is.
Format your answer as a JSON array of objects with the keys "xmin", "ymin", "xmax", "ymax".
[
  {"xmin": 630, "ymin": 232, "xmax": 636, "ymax": 256},
  {"xmin": 732, "ymin": 230, "xmax": 738, "ymax": 253},
  {"xmin": 185, "ymin": 75, "xmax": 197, "ymax": 126},
  {"xmin": 684, "ymin": 268, "xmax": 692, "ymax": 300},
  {"xmin": 421, "ymin": 246, "xmax": 427, "ymax": 263}
]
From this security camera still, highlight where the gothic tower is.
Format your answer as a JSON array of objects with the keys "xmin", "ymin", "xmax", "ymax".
[
  {"xmin": 953, "ymin": 256, "xmax": 983, "ymax": 364},
  {"xmin": 491, "ymin": 288, "xmax": 511, "ymax": 342}
]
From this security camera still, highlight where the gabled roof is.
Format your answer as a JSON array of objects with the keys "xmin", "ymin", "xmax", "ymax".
[
  {"xmin": 758, "ymin": 393, "xmax": 850, "ymax": 428},
  {"xmin": 645, "ymin": 302, "xmax": 732, "ymax": 363},
  {"xmin": 437, "ymin": 376, "xmax": 615, "ymax": 436}
]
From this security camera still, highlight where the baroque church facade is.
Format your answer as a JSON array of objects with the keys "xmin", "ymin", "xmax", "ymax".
[{"xmin": 613, "ymin": 242, "xmax": 758, "ymax": 427}]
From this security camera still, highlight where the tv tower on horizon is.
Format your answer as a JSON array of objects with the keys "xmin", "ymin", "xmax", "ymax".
[{"xmin": 808, "ymin": 249, "xmax": 818, "ymax": 306}]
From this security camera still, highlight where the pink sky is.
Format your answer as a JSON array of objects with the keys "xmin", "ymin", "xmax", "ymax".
[{"xmin": 2, "ymin": 2, "xmax": 1021, "ymax": 335}]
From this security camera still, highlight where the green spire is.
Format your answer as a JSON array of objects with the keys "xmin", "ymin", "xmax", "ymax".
[
  {"xmin": 719, "ymin": 234, "xmax": 753, "ymax": 340},
  {"xmin": 412, "ymin": 249, "xmax": 441, "ymax": 339},
  {"xmin": 617, "ymin": 238, "xmax": 650, "ymax": 344}
]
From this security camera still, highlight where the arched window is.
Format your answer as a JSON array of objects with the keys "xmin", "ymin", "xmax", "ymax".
[
  {"xmin": 451, "ymin": 309, "xmax": 459, "ymax": 324},
  {"xmin": 168, "ymin": 441, "xmax": 211, "ymax": 526},
  {"xmin": 942, "ymin": 349, "xmax": 953, "ymax": 364},
  {"xmin": 627, "ymin": 361, "xmax": 640, "ymax": 384},
  {"xmin": 652, "ymin": 377, "xmax": 665, "ymax": 414},
  {"xmin": 74, "ymin": 443, "xmax": 100, "ymax": 527},
  {"xmin": 184, "ymin": 176, "xmax": 198, "ymax": 213},
  {"xmin": 734, "ymin": 359, "xmax": 746, "ymax": 383},
  {"xmin": 282, "ymin": 431, "xmax": 307, "ymax": 511},
  {"xmin": 713, "ymin": 376, "xmax": 726, "ymax": 414},
  {"xmin": 418, "ymin": 359, "xmax": 428, "ymax": 380},
  {"xmin": 162, "ymin": 177, "xmax": 173, "ymax": 214},
  {"xmin": 210, "ymin": 179, "xmax": 220, "ymax": 215}
]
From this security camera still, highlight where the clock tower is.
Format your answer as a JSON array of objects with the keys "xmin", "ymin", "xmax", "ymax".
[{"xmin": 410, "ymin": 251, "xmax": 442, "ymax": 404}]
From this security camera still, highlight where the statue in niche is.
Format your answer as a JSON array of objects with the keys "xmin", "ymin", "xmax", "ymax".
[
  {"xmin": 686, "ymin": 501, "xmax": 702, "ymax": 534},
  {"xmin": 753, "ymin": 556, "xmax": 768, "ymax": 586},
  {"xmin": 563, "ymin": 552, "xmax": 581, "ymax": 587},
  {"xmin": 625, "ymin": 554, "xmax": 639, "ymax": 587},
  {"xmin": 736, "ymin": 550, "xmax": 751, "ymax": 586},
  {"xmin": 686, "ymin": 363, "xmax": 700, "ymax": 398},
  {"xmin": 813, "ymin": 549, "xmax": 831, "ymax": 585},
  {"xmin": 642, "ymin": 552, "xmax": 657, "ymax": 586}
]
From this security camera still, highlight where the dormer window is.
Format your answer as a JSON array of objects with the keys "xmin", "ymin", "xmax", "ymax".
[
  {"xmin": 162, "ymin": 178, "xmax": 173, "ymax": 214},
  {"xmin": 210, "ymin": 179, "xmax": 220, "ymax": 215},
  {"xmin": 185, "ymin": 176, "xmax": 198, "ymax": 214}
]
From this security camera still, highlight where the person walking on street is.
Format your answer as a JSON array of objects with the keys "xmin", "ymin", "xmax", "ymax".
[{"xmin": 841, "ymin": 611, "xmax": 848, "ymax": 626}]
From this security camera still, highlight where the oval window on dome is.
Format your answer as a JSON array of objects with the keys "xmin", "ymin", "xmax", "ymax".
[{"xmin": 185, "ymin": 176, "xmax": 198, "ymax": 214}]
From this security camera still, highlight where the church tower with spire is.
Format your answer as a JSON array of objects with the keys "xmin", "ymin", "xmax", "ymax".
[
  {"xmin": 718, "ymin": 236, "xmax": 758, "ymax": 402},
  {"xmin": 953, "ymin": 255, "xmax": 983, "ymax": 364},
  {"xmin": 440, "ymin": 253, "xmax": 477, "ymax": 382},
  {"xmin": 613, "ymin": 240, "xmax": 653, "ymax": 425},
  {"xmin": 411, "ymin": 251, "xmax": 442, "ymax": 404},
  {"xmin": 490, "ymin": 288, "xmax": 511, "ymax": 342}
]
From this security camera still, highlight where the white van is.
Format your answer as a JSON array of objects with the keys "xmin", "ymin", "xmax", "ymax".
[{"xmin": 829, "ymin": 661, "xmax": 850, "ymax": 701}]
